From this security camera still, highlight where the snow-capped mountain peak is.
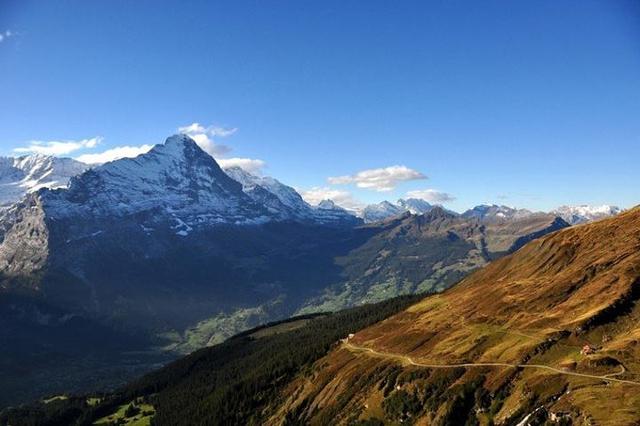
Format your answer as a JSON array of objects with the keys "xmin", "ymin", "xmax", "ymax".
[
  {"xmin": 223, "ymin": 166, "xmax": 359, "ymax": 226},
  {"xmin": 397, "ymin": 198, "xmax": 433, "ymax": 215},
  {"xmin": 224, "ymin": 166, "xmax": 309, "ymax": 212},
  {"xmin": 317, "ymin": 199, "xmax": 341, "ymax": 210},
  {"xmin": 360, "ymin": 198, "xmax": 438, "ymax": 223},
  {"xmin": 0, "ymin": 154, "xmax": 87, "ymax": 207},
  {"xmin": 361, "ymin": 201, "xmax": 402, "ymax": 223},
  {"xmin": 41, "ymin": 134, "xmax": 265, "ymax": 224},
  {"xmin": 552, "ymin": 204, "xmax": 622, "ymax": 225},
  {"xmin": 461, "ymin": 204, "xmax": 534, "ymax": 221},
  {"xmin": 22, "ymin": 135, "xmax": 359, "ymax": 229}
]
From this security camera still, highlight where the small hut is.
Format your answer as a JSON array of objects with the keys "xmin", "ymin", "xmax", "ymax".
[{"xmin": 580, "ymin": 344, "xmax": 595, "ymax": 355}]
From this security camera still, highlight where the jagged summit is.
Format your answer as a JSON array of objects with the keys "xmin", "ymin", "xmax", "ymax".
[
  {"xmin": 225, "ymin": 166, "xmax": 309, "ymax": 213},
  {"xmin": 317, "ymin": 199, "xmax": 340, "ymax": 210},
  {"xmin": 164, "ymin": 133, "xmax": 198, "ymax": 148},
  {"xmin": 461, "ymin": 203, "xmax": 535, "ymax": 220},
  {"xmin": 42, "ymin": 134, "xmax": 260, "ymax": 223},
  {"xmin": 0, "ymin": 154, "xmax": 87, "ymax": 207},
  {"xmin": 420, "ymin": 204, "xmax": 455, "ymax": 220},
  {"xmin": 1, "ymin": 134, "xmax": 362, "ymax": 232},
  {"xmin": 224, "ymin": 166, "xmax": 360, "ymax": 226},
  {"xmin": 552, "ymin": 204, "xmax": 623, "ymax": 225},
  {"xmin": 360, "ymin": 198, "xmax": 437, "ymax": 223},
  {"xmin": 397, "ymin": 198, "xmax": 433, "ymax": 214}
]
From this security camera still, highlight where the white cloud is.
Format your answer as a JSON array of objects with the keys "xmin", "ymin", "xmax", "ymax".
[
  {"xmin": 299, "ymin": 186, "xmax": 364, "ymax": 211},
  {"xmin": 328, "ymin": 165, "xmax": 426, "ymax": 192},
  {"xmin": 406, "ymin": 189, "xmax": 455, "ymax": 203},
  {"xmin": 217, "ymin": 157, "xmax": 266, "ymax": 174},
  {"xmin": 178, "ymin": 122, "xmax": 237, "ymax": 156},
  {"xmin": 14, "ymin": 137, "xmax": 103, "ymax": 156},
  {"xmin": 76, "ymin": 144, "xmax": 153, "ymax": 164},
  {"xmin": 0, "ymin": 30, "xmax": 14, "ymax": 43},
  {"xmin": 178, "ymin": 122, "xmax": 267, "ymax": 173}
]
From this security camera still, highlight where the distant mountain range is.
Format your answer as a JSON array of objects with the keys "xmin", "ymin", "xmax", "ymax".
[
  {"xmin": 552, "ymin": 204, "xmax": 623, "ymax": 224},
  {"xmin": 361, "ymin": 200, "xmax": 623, "ymax": 225},
  {"xmin": 361, "ymin": 198, "xmax": 434, "ymax": 223},
  {"xmin": 0, "ymin": 145, "xmax": 622, "ymax": 225},
  {"xmin": 0, "ymin": 134, "xmax": 627, "ymax": 407}
]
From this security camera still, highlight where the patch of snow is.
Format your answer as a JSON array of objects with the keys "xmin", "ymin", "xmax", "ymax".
[
  {"xmin": 552, "ymin": 204, "xmax": 622, "ymax": 225},
  {"xmin": 0, "ymin": 154, "xmax": 87, "ymax": 207}
]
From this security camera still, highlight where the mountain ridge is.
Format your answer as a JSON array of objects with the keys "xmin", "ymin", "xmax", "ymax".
[{"xmin": 0, "ymin": 154, "xmax": 87, "ymax": 208}]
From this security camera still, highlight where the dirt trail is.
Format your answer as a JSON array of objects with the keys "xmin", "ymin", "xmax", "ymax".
[{"xmin": 343, "ymin": 342, "xmax": 640, "ymax": 386}]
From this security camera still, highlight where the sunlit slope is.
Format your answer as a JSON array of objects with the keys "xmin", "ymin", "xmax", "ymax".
[{"xmin": 270, "ymin": 207, "xmax": 640, "ymax": 425}]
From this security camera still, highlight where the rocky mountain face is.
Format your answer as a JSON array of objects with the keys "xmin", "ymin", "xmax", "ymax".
[
  {"xmin": 461, "ymin": 203, "xmax": 535, "ymax": 221},
  {"xmin": 0, "ymin": 154, "xmax": 87, "ymax": 208},
  {"xmin": 224, "ymin": 166, "xmax": 360, "ymax": 226},
  {"xmin": 266, "ymin": 206, "xmax": 640, "ymax": 425},
  {"xmin": 361, "ymin": 198, "xmax": 436, "ymax": 223},
  {"xmin": 40, "ymin": 135, "xmax": 273, "ymax": 225}
]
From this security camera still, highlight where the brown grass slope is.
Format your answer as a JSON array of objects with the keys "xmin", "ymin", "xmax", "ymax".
[{"xmin": 267, "ymin": 207, "xmax": 640, "ymax": 426}]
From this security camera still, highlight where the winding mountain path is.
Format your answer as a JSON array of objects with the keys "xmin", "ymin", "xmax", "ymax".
[{"xmin": 343, "ymin": 341, "xmax": 640, "ymax": 386}]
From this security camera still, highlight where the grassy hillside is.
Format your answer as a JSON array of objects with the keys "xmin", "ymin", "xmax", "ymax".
[{"xmin": 266, "ymin": 207, "xmax": 640, "ymax": 425}]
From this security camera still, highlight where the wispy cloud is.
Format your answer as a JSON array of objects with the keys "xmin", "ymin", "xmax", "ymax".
[
  {"xmin": 406, "ymin": 189, "xmax": 455, "ymax": 203},
  {"xmin": 76, "ymin": 144, "xmax": 153, "ymax": 164},
  {"xmin": 218, "ymin": 157, "xmax": 266, "ymax": 174},
  {"xmin": 299, "ymin": 186, "xmax": 364, "ymax": 211},
  {"xmin": 14, "ymin": 137, "xmax": 102, "ymax": 156},
  {"xmin": 0, "ymin": 30, "xmax": 14, "ymax": 43},
  {"xmin": 178, "ymin": 122, "xmax": 268, "ymax": 173},
  {"xmin": 328, "ymin": 165, "xmax": 426, "ymax": 192},
  {"xmin": 178, "ymin": 122, "xmax": 237, "ymax": 157}
]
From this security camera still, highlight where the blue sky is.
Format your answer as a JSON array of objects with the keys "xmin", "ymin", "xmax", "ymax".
[{"xmin": 1, "ymin": 1, "xmax": 639, "ymax": 212}]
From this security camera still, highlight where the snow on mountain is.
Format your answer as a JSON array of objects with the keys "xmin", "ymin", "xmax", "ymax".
[
  {"xmin": 396, "ymin": 198, "xmax": 434, "ymax": 215},
  {"xmin": 41, "ymin": 134, "xmax": 270, "ymax": 226},
  {"xmin": 0, "ymin": 154, "xmax": 87, "ymax": 207},
  {"xmin": 355, "ymin": 199, "xmax": 622, "ymax": 226},
  {"xmin": 361, "ymin": 201, "xmax": 402, "ymax": 223},
  {"xmin": 316, "ymin": 199, "xmax": 344, "ymax": 211},
  {"xmin": 28, "ymin": 135, "xmax": 358, "ymax": 231},
  {"xmin": 224, "ymin": 166, "xmax": 311, "ymax": 217},
  {"xmin": 224, "ymin": 166, "xmax": 360, "ymax": 226},
  {"xmin": 311, "ymin": 199, "xmax": 359, "ymax": 223},
  {"xmin": 2, "ymin": 136, "xmax": 619, "ymax": 233},
  {"xmin": 552, "ymin": 205, "xmax": 622, "ymax": 225},
  {"xmin": 461, "ymin": 204, "xmax": 535, "ymax": 221},
  {"xmin": 360, "ymin": 198, "xmax": 441, "ymax": 223}
]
